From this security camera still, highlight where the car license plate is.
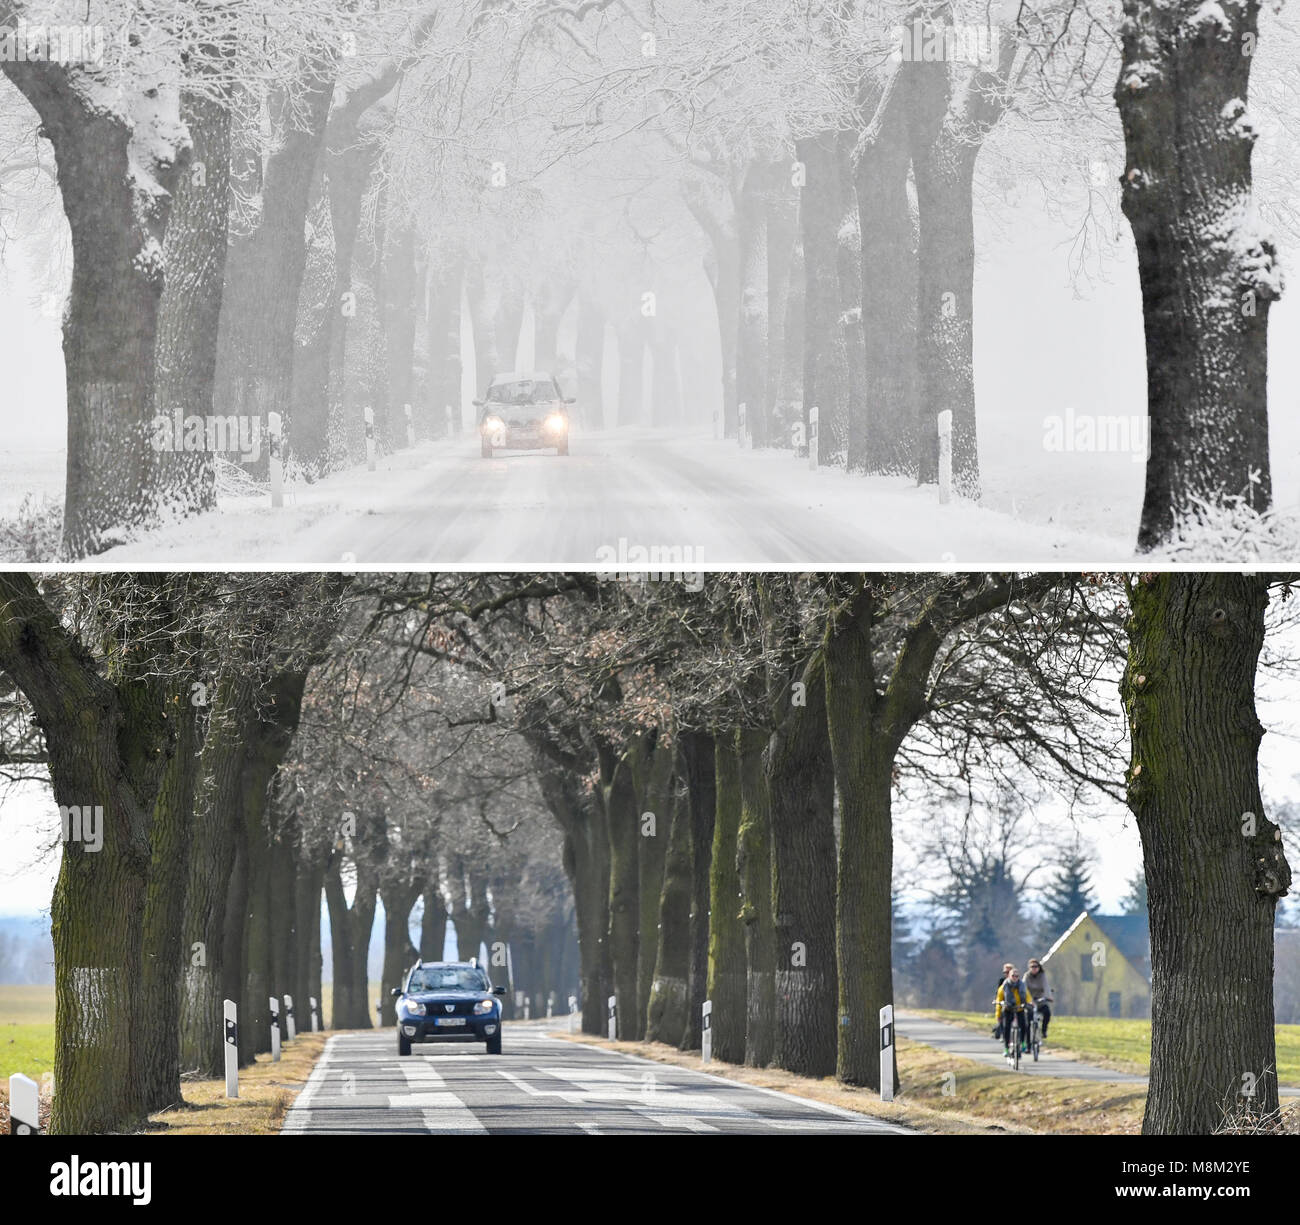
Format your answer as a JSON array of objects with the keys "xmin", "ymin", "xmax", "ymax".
[{"xmin": 434, "ymin": 1017, "xmax": 466, "ymax": 1027}]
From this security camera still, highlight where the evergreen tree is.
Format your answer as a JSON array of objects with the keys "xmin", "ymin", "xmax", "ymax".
[
  {"xmin": 1120, "ymin": 868, "xmax": 1149, "ymax": 915},
  {"xmin": 1038, "ymin": 848, "xmax": 1099, "ymax": 950}
]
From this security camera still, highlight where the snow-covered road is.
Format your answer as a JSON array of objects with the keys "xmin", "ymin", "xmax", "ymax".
[{"xmin": 100, "ymin": 428, "xmax": 1134, "ymax": 566}]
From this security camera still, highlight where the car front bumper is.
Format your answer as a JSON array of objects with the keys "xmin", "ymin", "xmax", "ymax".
[{"xmin": 399, "ymin": 1015, "xmax": 500, "ymax": 1042}]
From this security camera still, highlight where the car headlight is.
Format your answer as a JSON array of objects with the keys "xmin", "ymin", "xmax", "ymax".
[
  {"xmin": 401, "ymin": 1000, "xmax": 426, "ymax": 1016},
  {"xmin": 482, "ymin": 414, "xmax": 504, "ymax": 432},
  {"xmin": 544, "ymin": 413, "xmax": 567, "ymax": 433},
  {"xmin": 473, "ymin": 999, "xmax": 497, "ymax": 1015}
]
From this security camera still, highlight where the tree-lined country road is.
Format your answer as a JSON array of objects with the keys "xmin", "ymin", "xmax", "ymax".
[{"xmin": 281, "ymin": 1026, "xmax": 910, "ymax": 1135}]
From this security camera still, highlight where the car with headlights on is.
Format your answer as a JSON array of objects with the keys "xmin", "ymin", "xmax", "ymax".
[
  {"xmin": 474, "ymin": 372, "xmax": 573, "ymax": 457},
  {"xmin": 393, "ymin": 959, "xmax": 506, "ymax": 1055}
]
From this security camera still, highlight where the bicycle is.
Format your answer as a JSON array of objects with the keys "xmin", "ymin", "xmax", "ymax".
[
  {"xmin": 1028, "ymin": 997, "xmax": 1053, "ymax": 1062},
  {"xmin": 996, "ymin": 1001, "xmax": 1027, "ymax": 1070}
]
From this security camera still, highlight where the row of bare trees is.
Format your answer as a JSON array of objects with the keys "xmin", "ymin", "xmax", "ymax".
[
  {"xmin": 363, "ymin": 570, "xmax": 1294, "ymax": 1134},
  {"xmin": 2, "ymin": 569, "xmax": 1295, "ymax": 1133}
]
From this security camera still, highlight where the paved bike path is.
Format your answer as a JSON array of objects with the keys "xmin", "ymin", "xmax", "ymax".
[{"xmin": 895, "ymin": 1011, "xmax": 1299, "ymax": 1096}]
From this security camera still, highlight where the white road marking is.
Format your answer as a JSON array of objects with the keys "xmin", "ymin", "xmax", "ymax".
[{"xmin": 390, "ymin": 1057, "xmax": 486, "ymax": 1133}]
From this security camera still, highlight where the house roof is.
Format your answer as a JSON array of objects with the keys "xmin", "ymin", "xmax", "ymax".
[{"xmin": 1042, "ymin": 910, "xmax": 1152, "ymax": 980}]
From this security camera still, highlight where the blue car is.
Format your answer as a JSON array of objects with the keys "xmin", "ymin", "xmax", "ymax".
[{"xmin": 393, "ymin": 960, "xmax": 506, "ymax": 1056}]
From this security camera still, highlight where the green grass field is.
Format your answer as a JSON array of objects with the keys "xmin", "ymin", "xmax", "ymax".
[
  {"xmin": 917, "ymin": 1009, "xmax": 1300, "ymax": 1085},
  {"xmin": 0, "ymin": 984, "xmax": 56, "ymax": 1086}
]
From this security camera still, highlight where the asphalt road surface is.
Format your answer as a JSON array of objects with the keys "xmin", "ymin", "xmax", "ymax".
[
  {"xmin": 281, "ymin": 1025, "xmax": 911, "ymax": 1135},
  {"xmin": 105, "ymin": 430, "xmax": 913, "ymax": 564}
]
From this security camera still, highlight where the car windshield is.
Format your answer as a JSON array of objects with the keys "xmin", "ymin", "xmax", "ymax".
[
  {"xmin": 406, "ymin": 967, "xmax": 489, "ymax": 993},
  {"xmin": 487, "ymin": 379, "xmax": 559, "ymax": 405}
]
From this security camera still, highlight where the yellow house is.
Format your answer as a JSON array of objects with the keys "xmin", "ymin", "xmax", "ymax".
[{"xmin": 1041, "ymin": 911, "xmax": 1151, "ymax": 1019}]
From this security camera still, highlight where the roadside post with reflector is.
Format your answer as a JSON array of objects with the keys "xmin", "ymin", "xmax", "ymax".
[
  {"xmin": 224, "ymin": 999, "xmax": 238, "ymax": 1098},
  {"xmin": 607, "ymin": 994, "xmax": 617, "ymax": 1040},
  {"xmin": 405, "ymin": 402, "xmax": 415, "ymax": 448},
  {"xmin": 701, "ymin": 1000, "xmax": 713, "ymax": 1063},
  {"xmin": 284, "ymin": 994, "xmax": 295, "ymax": 1041},
  {"xmin": 938, "ymin": 410, "xmax": 952, "ymax": 505},
  {"xmin": 568, "ymin": 994, "xmax": 578, "ymax": 1033},
  {"xmin": 270, "ymin": 996, "xmax": 281, "ymax": 1062},
  {"xmin": 364, "ymin": 406, "xmax": 376, "ymax": 471},
  {"xmin": 880, "ymin": 1004, "xmax": 895, "ymax": 1102},
  {"xmin": 267, "ymin": 411, "xmax": 284, "ymax": 508},
  {"xmin": 310, "ymin": 996, "xmax": 320, "ymax": 1032},
  {"xmin": 8, "ymin": 1073, "xmax": 39, "ymax": 1134},
  {"xmin": 808, "ymin": 405, "xmax": 819, "ymax": 471}
]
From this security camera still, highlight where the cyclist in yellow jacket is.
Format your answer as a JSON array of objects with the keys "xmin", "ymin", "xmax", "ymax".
[{"xmin": 995, "ymin": 967, "xmax": 1031, "ymax": 1057}]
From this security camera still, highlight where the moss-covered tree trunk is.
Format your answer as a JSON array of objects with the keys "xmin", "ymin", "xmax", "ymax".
[
  {"xmin": 602, "ymin": 742, "xmax": 642, "ymax": 1038},
  {"xmin": 1122, "ymin": 573, "xmax": 1292, "ymax": 1132},
  {"xmin": 0, "ymin": 575, "xmax": 182, "ymax": 1131},
  {"xmin": 680, "ymin": 730, "xmax": 716, "ymax": 1050},
  {"xmin": 139, "ymin": 673, "xmax": 203, "ymax": 1113},
  {"xmin": 767, "ymin": 661, "xmax": 838, "ymax": 1076},
  {"xmin": 633, "ymin": 735, "xmax": 673, "ymax": 1033},
  {"xmin": 180, "ymin": 675, "xmax": 254, "ymax": 1075},
  {"xmin": 737, "ymin": 728, "xmax": 776, "ymax": 1067},
  {"xmin": 707, "ymin": 735, "xmax": 747, "ymax": 1062},
  {"xmin": 646, "ymin": 780, "xmax": 694, "ymax": 1045},
  {"xmin": 824, "ymin": 590, "xmax": 896, "ymax": 1092}
]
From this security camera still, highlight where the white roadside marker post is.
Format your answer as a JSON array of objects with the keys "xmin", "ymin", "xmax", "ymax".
[
  {"xmin": 310, "ymin": 996, "xmax": 320, "ymax": 1032},
  {"xmin": 405, "ymin": 402, "xmax": 415, "ymax": 449},
  {"xmin": 937, "ymin": 409, "xmax": 953, "ymax": 506},
  {"xmin": 446, "ymin": 404, "xmax": 455, "ymax": 436},
  {"xmin": 738, "ymin": 402, "xmax": 747, "ymax": 449},
  {"xmin": 568, "ymin": 994, "xmax": 578, "ymax": 1033},
  {"xmin": 546, "ymin": 994, "xmax": 553, "ymax": 1019},
  {"xmin": 524, "ymin": 996, "xmax": 531, "ymax": 1020},
  {"xmin": 267, "ymin": 411, "xmax": 284, "ymax": 508},
  {"xmin": 701, "ymin": 1000, "xmax": 713, "ymax": 1064},
  {"xmin": 284, "ymin": 994, "xmax": 295, "ymax": 1041},
  {"xmin": 808, "ymin": 405, "xmax": 819, "ymax": 471},
  {"xmin": 224, "ymin": 999, "xmax": 239, "ymax": 1098},
  {"xmin": 879, "ymin": 1004, "xmax": 895, "ymax": 1103},
  {"xmin": 8, "ymin": 1072, "xmax": 39, "ymax": 1134},
  {"xmin": 607, "ymin": 994, "xmax": 617, "ymax": 1041},
  {"xmin": 364, "ymin": 406, "xmax": 376, "ymax": 471},
  {"xmin": 270, "ymin": 996, "xmax": 281, "ymax": 1062}
]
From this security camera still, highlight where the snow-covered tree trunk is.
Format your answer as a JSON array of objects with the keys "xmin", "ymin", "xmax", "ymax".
[
  {"xmin": 854, "ymin": 76, "xmax": 918, "ymax": 477},
  {"xmin": 150, "ymin": 86, "xmax": 231, "ymax": 522},
  {"xmin": 906, "ymin": 29, "xmax": 1015, "ymax": 497},
  {"xmin": 683, "ymin": 186, "xmax": 742, "ymax": 439},
  {"xmin": 798, "ymin": 132, "xmax": 852, "ymax": 464},
  {"xmin": 216, "ymin": 71, "xmax": 334, "ymax": 476},
  {"xmin": 383, "ymin": 225, "xmax": 418, "ymax": 449},
  {"xmin": 736, "ymin": 163, "xmax": 770, "ymax": 447},
  {"xmin": 0, "ymin": 59, "xmax": 187, "ymax": 555},
  {"xmin": 467, "ymin": 264, "xmax": 501, "ymax": 400},
  {"xmin": 1115, "ymin": 0, "xmax": 1280, "ymax": 549},
  {"xmin": 425, "ymin": 262, "xmax": 462, "ymax": 435},
  {"xmin": 574, "ymin": 294, "xmax": 606, "ymax": 428},
  {"xmin": 765, "ymin": 170, "xmax": 799, "ymax": 448}
]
